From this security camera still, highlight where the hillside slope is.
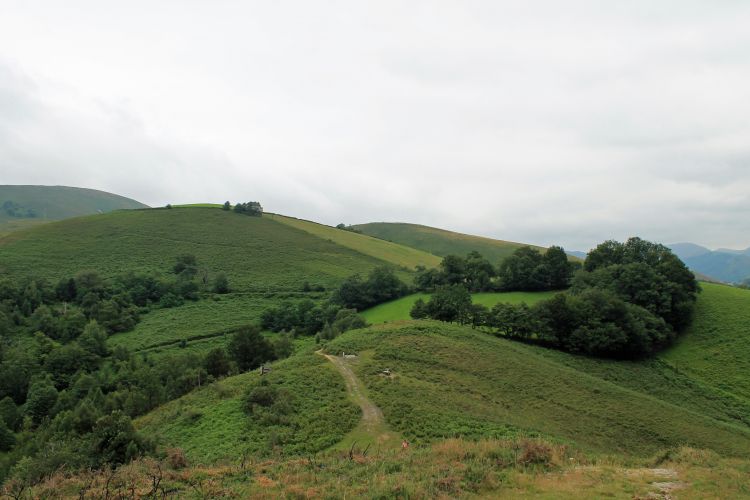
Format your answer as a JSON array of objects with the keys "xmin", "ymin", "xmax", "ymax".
[
  {"xmin": 0, "ymin": 208, "xmax": 402, "ymax": 291},
  {"xmin": 0, "ymin": 185, "xmax": 147, "ymax": 235},
  {"xmin": 267, "ymin": 214, "xmax": 441, "ymax": 270},
  {"xmin": 326, "ymin": 300, "xmax": 750, "ymax": 457},
  {"xmin": 353, "ymin": 222, "xmax": 547, "ymax": 264}
]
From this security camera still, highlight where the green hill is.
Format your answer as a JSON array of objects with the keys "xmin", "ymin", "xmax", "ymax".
[
  {"xmin": 326, "ymin": 315, "xmax": 750, "ymax": 458},
  {"xmin": 0, "ymin": 185, "xmax": 147, "ymax": 236},
  {"xmin": 0, "ymin": 207, "xmax": 432, "ymax": 355},
  {"xmin": 353, "ymin": 222, "xmax": 549, "ymax": 264}
]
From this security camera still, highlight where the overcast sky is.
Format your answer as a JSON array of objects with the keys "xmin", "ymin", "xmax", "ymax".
[{"xmin": 1, "ymin": 1, "xmax": 749, "ymax": 250}]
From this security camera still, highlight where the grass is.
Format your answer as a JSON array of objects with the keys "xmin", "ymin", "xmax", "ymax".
[
  {"xmin": 0, "ymin": 208, "xmax": 397, "ymax": 292},
  {"xmin": 136, "ymin": 348, "xmax": 359, "ymax": 463},
  {"xmin": 326, "ymin": 316, "xmax": 750, "ymax": 458},
  {"xmin": 353, "ymin": 222, "xmax": 549, "ymax": 264},
  {"xmin": 361, "ymin": 291, "xmax": 559, "ymax": 324},
  {"xmin": 19, "ymin": 440, "xmax": 750, "ymax": 498},
  {"xmin": 267, "ymin": 213, "xmax": 441, "ymax": 270},
  {"xmin": 661, "ymin": 283, "xmax": 750, "ymax": 403}
]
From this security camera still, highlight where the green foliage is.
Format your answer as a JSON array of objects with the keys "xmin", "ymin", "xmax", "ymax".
[
  {"xmin": 222, "ymin": 201, "xmax": 231, "ymax": 211},
  {"xmin": 90, "ymin": 411, "xmax": 150, "ymax": 466},
  {"xmin": 203, "ymin": 347, "xmax": 232, "ymax": 378},
  {"xmin": 212, "ymin": 273, "xmax": 230, "ymax": 294},
  {"xmin": 497, "ymin": 246, "xmax": 576, "ymax": 291},
  {"xmin": 0, "ymin": 419, "xmax": 14, "ymax": 451},
  {"xmin": 331, "ymin": 266, "xmax": 409, "ymax": 311},
  {"xmin": 228, "ymin": 326, "xmax": 275, "ymax": 372},
  {"xmin": 232, "ymin": 201, "xmax": 263, "ymax": 216},
  {"xmin": 422, "ymin": 285, "xmax": 472, "ymax": 323},
  {"xmin": 0, "ymin": 397, "xmax": 21, "ymax": 432},
  {"xmin": 25, "ymin": 377, "xmax": 58, "ymax": 424}
]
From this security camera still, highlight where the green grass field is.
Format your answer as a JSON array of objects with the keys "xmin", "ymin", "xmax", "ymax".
[
  {"xmin": 360, "ymin": 291, "xmax": 559, "ymax": 324},
  {"xmin": 326, "ymin": 293, "xmax": 750, "ymax": 457},
  {"xmin": 353, "ymin": 222, "xmax": 548, "ymax": 264},
  {"xmin": 267, "ymin": 214, "xmax": 441, "ymax": 270},
  {"xmin": 136, "ymin": 347, "xmax": 359, "ymax": 463},
  {"xmin": 661, "ymin": 283, "xmax": 750, "ymax": 404}
]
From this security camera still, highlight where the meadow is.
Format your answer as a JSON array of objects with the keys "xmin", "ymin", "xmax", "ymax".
[
  {"xmin": 326, "ymin": 317, "xmax": 750, "ymax": 457},
  {"xmin": 360, "ymin": 291, "xmax": 559, "ymax": 324}
]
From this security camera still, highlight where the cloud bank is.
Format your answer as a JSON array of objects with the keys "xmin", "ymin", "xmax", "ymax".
[{"xmin": 1, "ymin": 1, "xmax": 749, "ymax": 250}]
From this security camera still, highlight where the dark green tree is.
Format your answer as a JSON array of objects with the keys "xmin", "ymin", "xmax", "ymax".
[
  {"xmin": 222, "ymin": 201, "xmax": 231, "ymax": 211},
  {"xmin": 228, "ymin": 326, "xmax": 275, "ymax": 372},
  {"xmin": 203, "ymin": 347, "xmax": 232, "ymax": 378}
]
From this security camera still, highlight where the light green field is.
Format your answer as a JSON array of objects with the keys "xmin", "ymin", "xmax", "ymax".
[
  {"xmin": 171, "ymin": 203, "xmax": 223, "ymax": 208},
  {"xmin": 360, "ymin": 291, "xmax": 559, "ymax": 324},
  {"xmin": 327, "ymin": 313, "xmax": 750, "ymax": 458},
  {"xmin": 353, "ymin": 222, "xmax": 549, "ymax": 264},
  {"xmin": 136, "ymin": 347, "xmax": 359, "ymax": 462},
  {"xmin": 267, "ymin": 213, "xmax": 441, "ymax": 270}
]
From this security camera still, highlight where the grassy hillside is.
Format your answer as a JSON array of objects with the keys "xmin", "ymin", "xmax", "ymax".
[
  {"xmin": 0, "ymin": 208, "xmax": 402, "ymax": 291},
  {"xmin": 136, "ymin": 349, "xmax": 359, "ymax": 463},
  {"xmin": 361, "ymin": 291, "xmax": 558, "ymax": 324},
  {"xmin": 326, "ymin": 322, "xmax": 750, "ymax": 458},
  {"xmin": 267, "ymin": 214, "xmax": 441, "ymax": 270},
  {"xmin": 661, "ymin": 283, "xmax": 750, "ymax": 403},
  {"xmin": 353, "ymin": 222, "xmax": 547, "ymax": 264},
  {"xmin": 0, "ymin": 185, "xmax": 147, "ymax": 235}
]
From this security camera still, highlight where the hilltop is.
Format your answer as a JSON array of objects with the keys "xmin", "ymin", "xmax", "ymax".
[
  {"xmin": 353, "ymin": 222, "xmax": 550, "ymax": 264},
  {"xmin": 0, "ymin": 185, "xmax": 147, "ymax": 236}
]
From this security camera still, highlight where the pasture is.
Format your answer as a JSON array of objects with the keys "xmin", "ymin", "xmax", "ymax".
[{"xmin": 360, "ymin": 291, "xmax": 559, "ymax": 324}]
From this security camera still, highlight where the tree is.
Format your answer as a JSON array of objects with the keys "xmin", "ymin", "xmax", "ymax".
[
  {"xmin": 25, "ymin": 377, "xmax": 59, "ymax": 424},
  {"xmin": 228, "ymin": 326, "xmax": 275, "ymax": 372},
  {"xmin": 424, "ymin": 285, "xmax": 472, "ymax": 324},
  {"xmin": 173, "ymin": 254, "xmax": 198, "ymax": 279},
  {"xmin": 440, "ymin": 255, "xmax": 467, "ymax": 285},
  {"xmin": 90, "ymin": 411, "xmax": 148, "ymax": 466},
  {"xmin": 0, "ymin": 396, "xmax": 21, "ymax": 432},
  {"xmin": 497, "ymin": 246, "xmax": 545, "ymax": 291},
  {"xmin": 212, "ymin": 273, "xmax": 230, "ymax": 294},
  {"xmin": 543, "ymin": 246, "xmax": 574, "ymax": 289},
  {"xmin": 0, "ymin": 418, "xmax": 15, "ymax": 451},
  {"xmin": 331, "ymin": 308, "xmax": 367, "ymax": 334},
  {"xmin": 78, "ymin": 320, "xmax": 109, "ymax": 358},
  {"xmin": 465, "ymin": 251, "xmax": 496, "ymax": 292},
  {"xmin": 410, "ymin": 298, "xmax": 428, "ymax": 319},
  {"xmin": 222, "ymin": 201, "xmax": 231, "ymax": 211},
  {"xmin": 203, "ymin": 347, "xmax": 232, "ymax": 378}
]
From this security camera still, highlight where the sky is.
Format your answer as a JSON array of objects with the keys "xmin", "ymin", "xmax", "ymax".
[{"xmin": 1, "ymin": 1, "xmax": 749, "ymax": 251}]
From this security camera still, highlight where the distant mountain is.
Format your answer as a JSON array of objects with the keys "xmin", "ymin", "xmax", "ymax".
[
  {"xmin": 668, "ymin": 242, "xmax": 750, "ymax": 284},
  {"xmin": 566, "ymin": 250, "xmax": 588, "ymax": 260},
  {"xmin": 0, "ymin": 185, "xmax": 148, "ymax": 235}
]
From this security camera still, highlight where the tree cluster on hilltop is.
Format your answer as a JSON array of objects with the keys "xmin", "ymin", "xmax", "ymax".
[
  {"xmin": 412, "ymin": 238, "xmax": 698, "ymax": 359},
  {"xmin": 225, "ymin": 201, "xmax": 263, "ymax": 216}
]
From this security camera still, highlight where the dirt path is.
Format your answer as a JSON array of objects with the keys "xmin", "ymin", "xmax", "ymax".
[
  {"xmin": 317, "ymin": 351, "xmax": 400, "ymax": 449},
  {"xmin": 321, "ymin": 352, "xmax": 384, "ymax": 430}
]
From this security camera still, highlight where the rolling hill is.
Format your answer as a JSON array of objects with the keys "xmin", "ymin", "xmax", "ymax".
[
  {"xmin": 0, "ymin": 185, "xmax": 147, "ymax": 236},
  {"xmin": 0, "ymin": 206, "xmax": 438, "ymax": 356},
  {"xmin": 353, "ymin": 222, "xmax": 550, "ymax": 264}
]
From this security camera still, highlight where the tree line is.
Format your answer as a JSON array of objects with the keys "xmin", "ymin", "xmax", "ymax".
[
  {"xmin": 411, "ymin": 238, "xmax": 698, "ymax": 359},
  {"xmin": 224, "ymin": 201, "xmax": 263, "ymax": 216},
  {"xmin": 415, "ymin": 246, "xmax": 578, "ymax": 293}
]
